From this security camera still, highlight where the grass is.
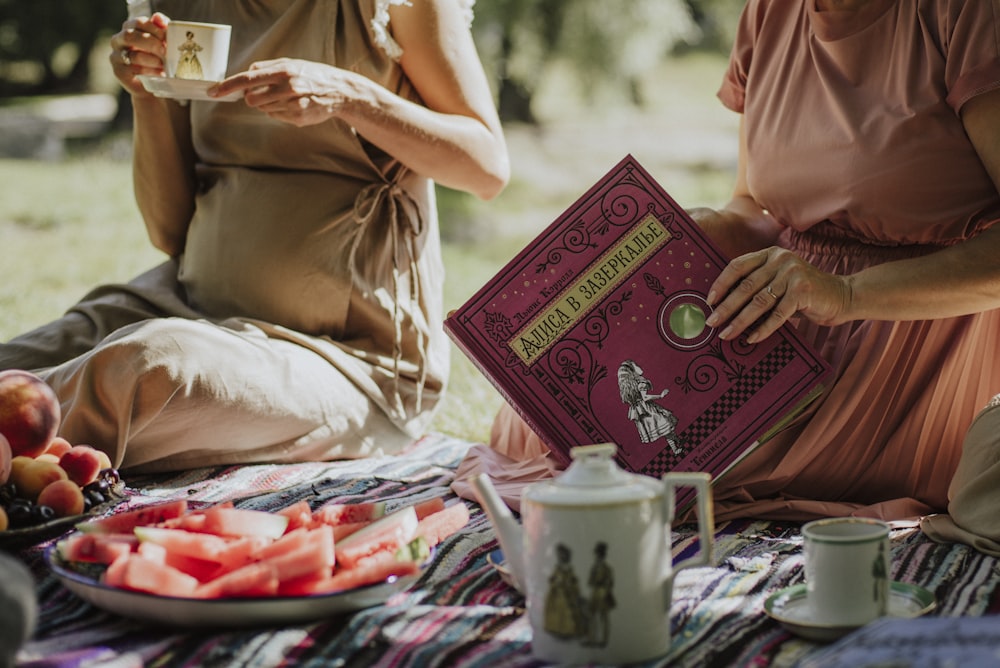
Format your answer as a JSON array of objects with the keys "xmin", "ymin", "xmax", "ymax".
[{"xmin": 0, "ymin": 52, "xmax": 736, "ymax": 446}]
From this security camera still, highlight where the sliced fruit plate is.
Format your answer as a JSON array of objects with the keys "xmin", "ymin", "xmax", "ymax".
[
  {"xmin": 46, "ymin": 542, "xmax": 429, "ymax": 627},
  {"xmin": 45, "ymin": 495, "xmax": 470, "ymax": 627}
]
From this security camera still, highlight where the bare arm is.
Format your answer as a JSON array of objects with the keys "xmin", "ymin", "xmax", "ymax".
[
  {"xmin": 110, "ymin": 13, "xmax": 196, "ymax": 257},
  {"xmin": 704, "ymin": 88, "xmax": 1000, "ymax": 343},
  {"xmin": 209, "ymin": 0, "xmax": 510, "ymax": 200}
]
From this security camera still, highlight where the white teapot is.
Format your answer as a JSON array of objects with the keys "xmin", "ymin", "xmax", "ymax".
[{"xmin": 472, "ymin": 443, "xmax": 714, "ymax": 665}]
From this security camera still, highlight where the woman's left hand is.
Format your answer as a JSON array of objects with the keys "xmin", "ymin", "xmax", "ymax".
[
  {"xmin": 705, "ymin": 246, "xmax": 853, "ymax": 343},
  {"xmin": 209, "ymin": 58, "xmax": 365, "ymax": 126}
]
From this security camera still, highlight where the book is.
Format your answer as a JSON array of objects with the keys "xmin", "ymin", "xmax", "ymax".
[{"xmin": 445, "ymin": 155, "xmax": 830, "ymax": 505}]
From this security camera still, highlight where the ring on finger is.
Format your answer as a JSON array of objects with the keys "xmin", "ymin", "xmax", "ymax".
[
  {"xmin": 765, "ymin": 285, "xmax": 778, "ymax": 300},
  {"xmin": 121, "ymin": 48, "xmax": 132, "ymax": 66}
]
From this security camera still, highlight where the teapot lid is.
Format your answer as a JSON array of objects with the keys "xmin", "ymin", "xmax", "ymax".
[{"xmin": 524, "ymin": 443, "xmax": 661, "ymax": 506}]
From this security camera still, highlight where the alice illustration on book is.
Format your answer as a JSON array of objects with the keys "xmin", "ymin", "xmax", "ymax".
[
  {"xmin": 617, "ymin": 360, "xmax": 682, "ymax": 454},
  {"xmin": 175, "ymin": 30, "xmax": 204, "ymax": 79}
]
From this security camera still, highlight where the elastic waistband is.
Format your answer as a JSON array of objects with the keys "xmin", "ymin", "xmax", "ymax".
[{"xmin": 783, "ymin": 222, "xmax": 947, "ymax": 261}]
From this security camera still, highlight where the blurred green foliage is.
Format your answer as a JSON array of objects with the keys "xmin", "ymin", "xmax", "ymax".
[{"xmin": 0, "ymin": 0, "xmax": 742, "ymax": 118}]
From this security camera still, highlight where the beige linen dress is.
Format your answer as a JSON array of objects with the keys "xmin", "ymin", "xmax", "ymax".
[
  {"xmin": 491, "ymin": 0, "xmax": 1000, "ymax": 526},
  {"xmin": 0, "ymin": 0, "xmax": 452, "ymax": 471}
]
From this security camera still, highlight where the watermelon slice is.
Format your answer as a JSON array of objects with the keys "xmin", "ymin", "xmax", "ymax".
[
  {"xmin": 133, "ymin": 526, "xmax": 265, "ymax": 570},
  {"xmin": 290, "ymin": 549, "xmax": 422, "ymax": 596},
  {"xmin": 200, "ymin": 506, "xmax": 289, "ymax": 539},
  {"xmin": 136, "ymin": 541, "xmax": 222, "ymax": 582},
  {"xmin": 414, "ymin": 502, "xmax": 471, "ymax": 547},
  {"xmin": 104, "ymin": 554, "xmax": 201, "ymax": 598},
  {"xmin": 255, "ymin": 527, "xmax": 313, "ymax": 561},
  {"xmin": 57, "ymin": 532, "xmax": 137, "ymax": 564},
  {"xmin": 255, "ymin": 526, "xmax": 335, "ymax": 581},
  {"xmin": 411, "ymin": 496, "xmax": 447, "ymax": 520},
  {"xmin": 335, "ymin": 506, "xmax": 418, "ymax": 569},
  {"xmin": 196, "ymin": 526, "xmax": 334, "ymax": 598},
  {"xmin": 195, "ymin": 561, "xmax": 279, "ymax": 598},
  {"xmin": 331, "ymin": 521, "xmax": 370, "ymax": 541},
  {"xmin": 312, "ymin": 500, "xmax": 387, "ymax": 526},
  {"xmin": 276, "ymin": 500, "xmax": 314, "ymax": 533},
  {"xmin": 76, "ymin": 500, "xmax": 189, "ymax": 534}
]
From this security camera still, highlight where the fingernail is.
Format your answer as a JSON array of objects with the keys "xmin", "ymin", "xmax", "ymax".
[
  {"xmin": 706, "ymin": 313, "xmax": 719, "ymax": 327},
  {"xmin": 707, "ymin": 290, "xmax": 717, "ymax": 306},
  {"xmin": 719, "ymin": 325, "xmax": 732, "ymax": 340}
]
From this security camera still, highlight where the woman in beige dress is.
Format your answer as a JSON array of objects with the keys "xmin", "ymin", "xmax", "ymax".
[{"xmin": 0, "ymin": 0, "xmax": 508, "ymax": 472}]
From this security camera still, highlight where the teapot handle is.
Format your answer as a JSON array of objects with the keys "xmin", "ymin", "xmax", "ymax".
[{"xmin": 663, "ymin": 472, "xmax": 714, "ymax": 573}]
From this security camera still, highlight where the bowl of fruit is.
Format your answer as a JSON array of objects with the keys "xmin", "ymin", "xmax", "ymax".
[{"xmin": 0, "ymin": 370, "xmax": 127, "ymax": 550}]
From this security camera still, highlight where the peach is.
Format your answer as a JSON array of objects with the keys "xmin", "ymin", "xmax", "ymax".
[
  {"xmin": 44, "ymin": 436, "xmax": 73, "ymax": 459},
  {"xmin": 9, "ymin": 456, "xmax": 34, "ymax": 485},
  {"xmin": 35, "ymin": 453, "xmax": 61, "ymax": 464},
  {"xmin": 37, "ymin": 479, "xmax": 85, "ymax": 517},
  {"xmin": 59, "ymin": 445, "xmax": 104, "ymax": 487},
  {"xmin": 0, "ymin": 370, "xmax": 61, "ymax": 459},
  {"xmin": 11, "ymin": 458, "xmax": 68, "ymax": 501},
  {"xmin": 94, "ymin": 449, "xmax": 113, "ymax": 471},
  {"xmin": 0, "ymin": 433, "xmax": 10, "ymax": 485},
  {"xmin": 0, "ymin": 505, "xmax": 7, "ymax": 531}
]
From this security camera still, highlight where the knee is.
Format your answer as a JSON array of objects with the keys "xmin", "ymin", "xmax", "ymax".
[
  {"xmin": 947, "ymin": 395, "xmax": 1000, "ymax": 539},
  {"xmin": 87, "ymin": 320, "xmax": 202, "ymax": 387},
  {"xmin": 57, "ymin": 319, "xmax": 221, "ymax": 449}
]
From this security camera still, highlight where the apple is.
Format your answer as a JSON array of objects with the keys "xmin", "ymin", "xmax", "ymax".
[{"xmin": 0, "ymin": 370, "xmax": 61, "ymax": 459}]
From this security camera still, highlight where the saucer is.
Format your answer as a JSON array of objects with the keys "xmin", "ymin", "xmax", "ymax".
[
  {"xmin": 138, "ymin": 75, "xmax": 243, "ymax": 102},
  {"xmin": 764, "ymin": 581, "xmax": 936, "ymax": 642},
  {"xmin": 486, "ymin": 548, "xmax": 521, "ymax": 593}
]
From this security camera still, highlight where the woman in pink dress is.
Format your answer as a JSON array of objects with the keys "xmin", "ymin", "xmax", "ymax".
[{"xmin": 491, "ymin": 0, "xmax": 1000, "ymax": 551}]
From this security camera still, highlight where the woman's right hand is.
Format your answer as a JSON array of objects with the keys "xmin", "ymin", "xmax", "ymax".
[{"xmin": 109, "ymin": 12, "xmax": 169, "ymax": 97}]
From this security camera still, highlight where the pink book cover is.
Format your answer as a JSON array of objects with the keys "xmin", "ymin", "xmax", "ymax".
[{"xmin": 445, "ymin": 155, "xmax": 830, "ymax": 504}]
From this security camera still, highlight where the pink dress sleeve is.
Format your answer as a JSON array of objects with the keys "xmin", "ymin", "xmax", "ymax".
[{"xmin": 943, "ymin": 0, "xmax": 1000, "ymax": 112}]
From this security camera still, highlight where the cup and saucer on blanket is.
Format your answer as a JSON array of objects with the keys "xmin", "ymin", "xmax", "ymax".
[{"xmin": 764, "ymin": 580, "xmax": 936, "ymax": 642}]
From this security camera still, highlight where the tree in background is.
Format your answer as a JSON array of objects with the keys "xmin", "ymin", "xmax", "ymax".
[
  {"xmin": 0, "ymin": 0, "xmax": 738, "ymax": 124},
  {"xmin": 0, "ymin": 0, "xmax": 123, "ymax": 95},
  {"xmin": 471, "ymin": 0, "xmax": 738, "ymax": 123}
]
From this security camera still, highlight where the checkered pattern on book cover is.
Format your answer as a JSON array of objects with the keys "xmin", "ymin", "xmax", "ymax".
[{"xmin": 641, "ymin": 341, "xmax": 797, "ymax": 477}]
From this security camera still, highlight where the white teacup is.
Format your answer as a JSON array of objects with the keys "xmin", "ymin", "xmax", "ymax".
[
  {"xmin": 802, "ymin": 517, "xmax": 890, "ymax": 626},
  {"xmin": 165, "ymin": 20, "xmax": 231, "ymax": 82}
]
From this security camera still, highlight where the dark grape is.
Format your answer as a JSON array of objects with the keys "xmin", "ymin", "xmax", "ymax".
[
  {"xmin": 32, "ymin": 505, "xmax": 56, "ymax": 522},
  {"xmin": 85, "ymin": 489, "xmax": 106, "ymax": 507},
  {"xmin": 0, "ymin": 483, "xmax": 17, "ymax": 506},
  {"xmin": 6, "ymin": 501, "xmax": 35, "ymax": 529}
]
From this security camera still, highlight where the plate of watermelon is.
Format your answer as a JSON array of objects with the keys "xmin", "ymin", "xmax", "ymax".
[{"xmin": 45, "ymin": 495, "xmax": 471, "ymax": 627}]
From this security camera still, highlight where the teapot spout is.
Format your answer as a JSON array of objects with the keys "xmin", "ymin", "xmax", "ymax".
[{"xmin": 471, "ymin": 473, "xmax": 526, "ymax": 592}]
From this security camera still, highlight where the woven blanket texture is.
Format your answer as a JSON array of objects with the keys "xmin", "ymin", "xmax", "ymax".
[{"xmin": 11, "ymin": 433, "xmax": 1000, "ymax": 668}]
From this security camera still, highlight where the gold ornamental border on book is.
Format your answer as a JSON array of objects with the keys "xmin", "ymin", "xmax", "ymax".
[{"xmin": 509, "ymin": 213, "xmax": 672, "ymax": 365}]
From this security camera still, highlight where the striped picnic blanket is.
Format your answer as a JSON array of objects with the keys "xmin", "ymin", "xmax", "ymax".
[{"xmin": 12, "ymin": 433, "xmax": 1000, "ymax": 667}]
